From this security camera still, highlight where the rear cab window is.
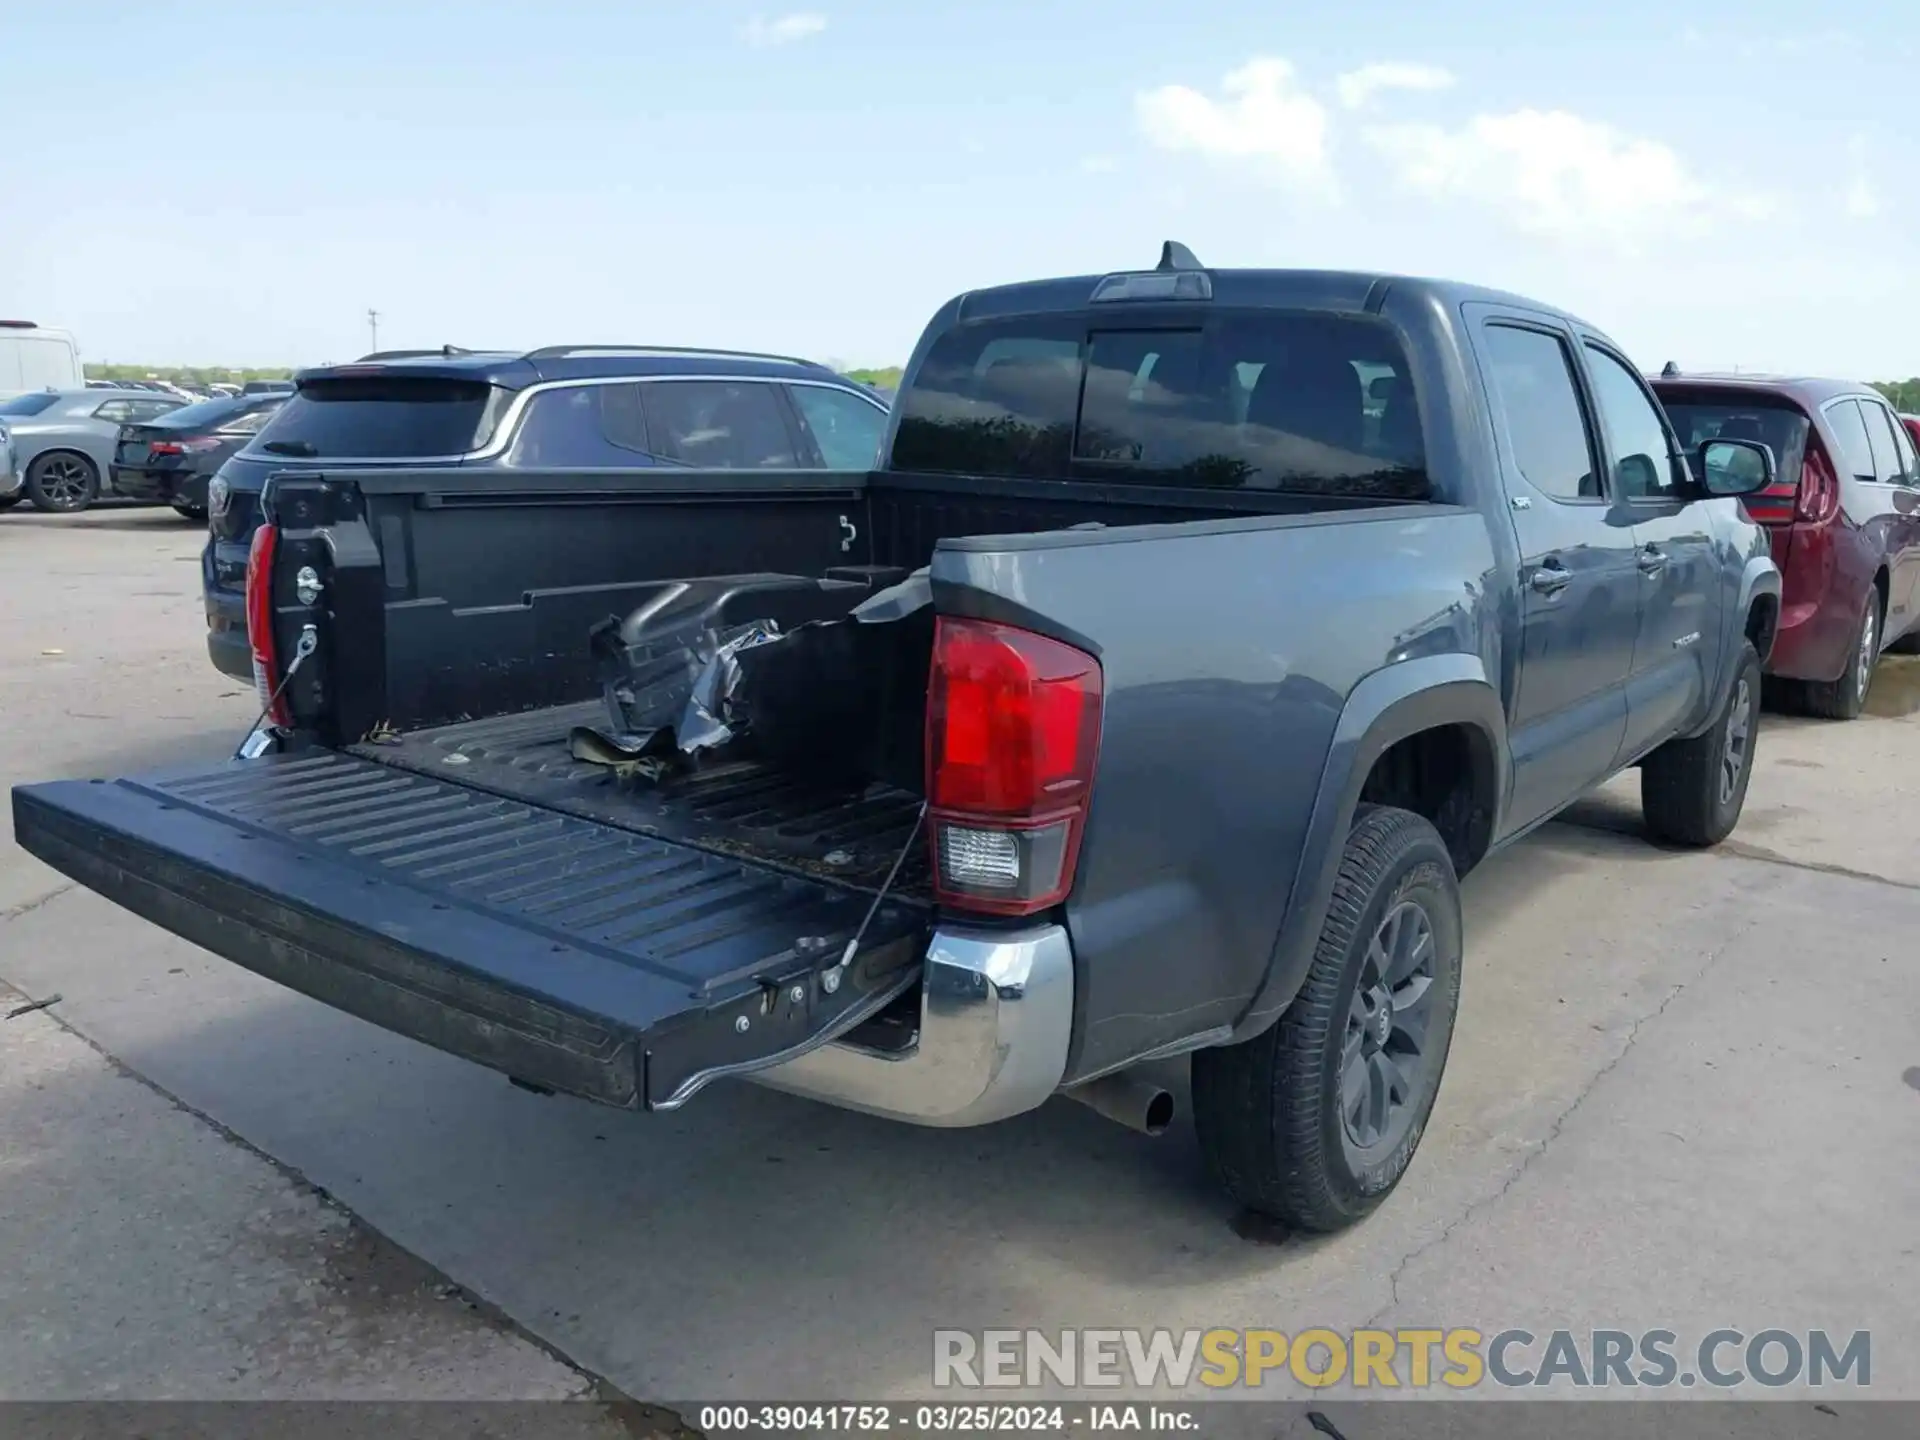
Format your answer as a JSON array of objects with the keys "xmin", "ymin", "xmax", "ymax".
[
  {"xmin": 252, "ymin": 377, "xmax": 512, "ymax": 458},
  {"xmin": 889, "ymin": 309, "xmax": 1428, "ymax": 498},
  {"xmin": 1657, "ymin": 387, "xmax": 1812, "ymax": 519}
]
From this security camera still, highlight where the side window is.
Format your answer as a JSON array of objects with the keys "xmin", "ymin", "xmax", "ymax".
[
  {"xmin": 641, "ymin": 381, "xmax": 800, "ymax": 468},
  {"xmin": 219, "ymin": 404, "xmax": 280, "ymax": 436},
  {"xmin": 1582, "ymin": 345, "xmax": 1680, "ymax": 500},
  {"xmin": 91, "ymin": 400, "xmax": 133, "ymax": 422},
  {"xmin": 1824, "ymin": 400, "xmax": 1877, "ymax": 483},
  {"xmin": 1886, "ymin": 407, "xmax": 1920, "ymax": 485},
  {"xmin": 132, "ymin": 399, "xmax": 182, "ymax": 421},
  {"xmin": 1479, "ymin": 324, "xmax": 1599, "ymax": 501},
  {"xmin": 508, "ymin": 385, "xmax": 633, "ymax": 466},
  {"xmin": 1863, "ymin": 401, "xmax": 1909, "ymax": 483},
  {"xmin": 788, "ymin": 385, "xmax": 888, "ymax": 469}
]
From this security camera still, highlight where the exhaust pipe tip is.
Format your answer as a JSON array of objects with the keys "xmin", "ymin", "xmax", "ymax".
[{"xmin": 1064, "ymin": 1072, "xmax": 1176, "ymax": 1137}]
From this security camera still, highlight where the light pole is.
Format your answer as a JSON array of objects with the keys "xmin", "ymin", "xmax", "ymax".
[{"xmin": 367, "ymin": 308, "xmax": 380, "ymax": 354}]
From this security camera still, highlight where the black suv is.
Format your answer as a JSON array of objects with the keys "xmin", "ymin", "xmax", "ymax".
[{"xmin": 202, "ymin": 345, "xmax": 891, "ymax": 679}]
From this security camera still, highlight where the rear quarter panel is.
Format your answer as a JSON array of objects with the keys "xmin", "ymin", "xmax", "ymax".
[{"xmin": 929, "ymin": 505, "xmax": 1503, "ymax": 1081}]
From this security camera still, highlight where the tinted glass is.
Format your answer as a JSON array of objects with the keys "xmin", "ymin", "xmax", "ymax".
[
  {"xmin": 219, "ymin": 402, "xmax": 283, "ymax": 436},
  {"xmin": 1660, "ymin": 396, "xmax": 1810, "ymax": 489},
  {"xmin": 640, "ymin": 381, "xmax": 801, "ymax": 468},
  {"xmin": 1480, "ymin": 325, "xmax": 1597, "ymax": 501},
  {"xmin": 789, "ymin": 384, "xmax": 888, "ymax": 469},
  {"xmin": 891, "ymin": 319, "xmax": 1082, "ymax": 479},
  {"xmin": 506, "ymin": 384, "xmax": 654, "ymax": 466},
  {"xmin": 1825, "ymin": 400, "xmax": 1877, "ymax": 482},
  {"xmin": 153, "ymin": 395, "xmax": 254, "ymax": 430},
  {"xmin": 892, "ymin": 312, "xmax": 1425, "ymax": 496},
  {"xmin": 0, "ymin": 392, "xmax": 60, "ymax": 417},
  {"xmin": 1884, "ymin": 407, "xmax": 1920, "ymax": 483},
  {"xmin": 91, "ymin": 400, "xmax": 134, "ymax": 422},
  {"xmin": 1583, "ymin": 345, "xmax": 1679, "ymax": 499},
  {"xmin": 1862, "ymin": 401, "xmax": 1907, "ymax": 482},
  {"xmin": 253, "ymin": 378, "xmax": 508, "ymax": 458}
]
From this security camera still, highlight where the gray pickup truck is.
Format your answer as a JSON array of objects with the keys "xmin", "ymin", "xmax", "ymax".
[{"xmin": 11, "ymin": 247, "xmax": 1781, "ymax": 1231}]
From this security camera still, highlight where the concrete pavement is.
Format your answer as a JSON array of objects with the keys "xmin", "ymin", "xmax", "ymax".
[{"xmin": 2, "ymin": 508, "xmax": 1917, "ymax": 1409}]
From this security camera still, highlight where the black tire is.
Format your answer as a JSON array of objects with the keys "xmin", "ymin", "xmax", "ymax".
[
  {"xmin": 0, "ymin": 495, "xmax": 20, "ymax": 511},
  {"xmin": 172, "ymin": 503, "xmax": 208, "ymax": 521},
  {"xmin": 1885, "ymin": 627, "xmax": 1920, "ymax": 656},
  {"xmin": 1797, "ymin": 592, "xmax": 1881, "ymax": 720},
  {"xmin": 1192, "ymin": 805, "xmax": 1462, "ymax": 1233},
  {"xmin": 1642, "ymin": 642, "xmax": 1761, "ymax": 846},
  {"xmin": 24, "ymin": 451, "xmax": 100, "ymax": 514}
]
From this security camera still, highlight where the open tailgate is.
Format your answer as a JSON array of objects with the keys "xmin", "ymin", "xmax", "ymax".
[{"xmin": 11, "ymin": 751, "xmax": 925, "ymax": 1109}]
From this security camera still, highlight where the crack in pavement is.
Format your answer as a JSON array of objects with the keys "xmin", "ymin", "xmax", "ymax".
[
  {"xmin": 1715, "ymin": 838, "xmax": 1920, "ymax": 894},
  {"xmin": 1361, "ymin": 911, "xmax": 1764, "ymax": 1328},
  {"xmin": 0, "ymin": 881, "xmax": 77, "ymax": 924}
]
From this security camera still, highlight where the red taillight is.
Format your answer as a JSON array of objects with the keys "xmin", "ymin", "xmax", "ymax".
[
  {"xmin": 245, "ymin": 524, "xmax": 290, "ymax": 726},
  {"xmin": 149, "ymin": 436, "xmax": 220, "ymax": 456},
  {"xmin": 1795, "ymin": 441, "xmax": 1840, "ymax": 525},
  {"xmin": 925, "ymin": 617, "xmax": 1103, "ymax": 917}
]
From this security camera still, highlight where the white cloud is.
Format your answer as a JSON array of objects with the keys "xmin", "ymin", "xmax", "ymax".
[
  {"xmin": 1136, "ymin": 58, "xmax": 1333, "ymax": 195},
  {"xmin": 1844, "ymin": 136, "xmax": 1881, "ymax": 219},
  {"xmin": 1366, "ymin": 108, "xmax": 1714, "ymax": 251},
  {"xmin": 737, "ymin": 12, "xmax": 827, "ymax": 48},
  {"xmin": 1335, "ymin": 62, "xmax": 1455, "ymax": 110}
]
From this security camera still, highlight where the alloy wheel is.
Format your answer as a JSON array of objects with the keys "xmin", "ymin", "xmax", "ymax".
[
  {"xmin": 1340, "ymin": 899, "xmax": 1438, "ymax": 1150},
  {"xmin": 1719, "ymin": 676, "xmax": 1752, "ymax": 806}
]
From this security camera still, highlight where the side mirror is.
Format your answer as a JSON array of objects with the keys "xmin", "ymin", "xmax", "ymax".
[{"xmin": 1697, "ymin": 437, "xmax": 1776, "ymax": 497}]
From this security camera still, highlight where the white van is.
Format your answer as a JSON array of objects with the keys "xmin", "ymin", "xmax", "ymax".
[{"xmin": 0, "ymin": 321, "xmax": 84, "ymax": 398}]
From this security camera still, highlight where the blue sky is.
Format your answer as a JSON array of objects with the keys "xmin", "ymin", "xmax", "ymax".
[{"xmin": 3, "ymin": 0, "xmax": 1916, "ymax": 376}]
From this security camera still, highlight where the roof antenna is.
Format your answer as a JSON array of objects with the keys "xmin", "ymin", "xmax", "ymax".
[
  {"xmin": 1157, "ymin": 241, "xmax": 1204, "ymax": 272},
  {"xmin": 1661, "ymin": 361, "xmax": 1681, "ymax": 377}
]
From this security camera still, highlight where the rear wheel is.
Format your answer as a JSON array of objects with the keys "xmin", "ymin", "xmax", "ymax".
[
  {"xmin": 24, "ymin": 452, "xmax": 100, "ymax": 514},
  {"xmin": 1642, "ymin": 642, "xmax": 1761, "ymax": 846},
  {"xmin": 1797, "ymin": 594, "xmax": 1880, "ymax": 720},
  {"xmin": 1192, "ymin": 805, "xmax": 1462, "ymax": 1233},
  {"xmin": 172, "ymin": 502, "xmax": 207, "ymax": 521}
]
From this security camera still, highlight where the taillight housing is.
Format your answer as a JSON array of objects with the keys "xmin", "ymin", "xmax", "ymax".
[
  {"xmin": 149, "ymin": 436, "xmax": 221, "ymax": 456},
  {"xmin": 245, "ymin": 523, "xmax": 290, "ymax": 726},
  {"xmin": 1795, "ymin": 440, "xmax": 1840, "ymax": 525},
  {"xmin": 925, "ymin": 617, "xmax": 1103, "ymax": 917}
]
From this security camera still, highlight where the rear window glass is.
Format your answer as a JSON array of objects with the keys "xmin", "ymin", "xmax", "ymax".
[
  {"xmin": 250, "ymin": 378, "xmax": 507, "ymax": 458},
  {"xmin": 1660, "ymin": 395, "xmax": 1810, "ymax": 487},
  {"xmin": 152, "ymin": 395, "xmax": 254, "ymax": 430},
  {"xmin": 891, "ymin": 311, "xmax": 1426, "ymax": 498},
  {"xmin": 0, "ymin": 391, "xmax": 60, "ymax": 417}
]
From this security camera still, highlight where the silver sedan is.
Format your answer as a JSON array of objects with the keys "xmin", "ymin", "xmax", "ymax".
[{"xmin": 0, "ymin": 388, "xmax": 188, "ymax": 513}]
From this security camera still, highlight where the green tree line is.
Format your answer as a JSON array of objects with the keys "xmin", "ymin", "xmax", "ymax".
[
  {"xmin": 1872, "ymin": 380, "xmax": 1920, "ymax": 414},
  {"xmin": 86, "ymin": 363, "xmax": 295, "ymax": 386}
]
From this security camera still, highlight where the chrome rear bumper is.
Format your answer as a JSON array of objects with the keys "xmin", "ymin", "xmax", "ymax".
[{"xmin": 747, "ymin": 923, "xmax": 1074, "ymax": 1127}]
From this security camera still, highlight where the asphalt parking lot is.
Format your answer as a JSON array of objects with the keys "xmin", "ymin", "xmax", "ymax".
[{"xmin": 4, "ymin": 508, "xmax": 1919, "ymax": 1412}]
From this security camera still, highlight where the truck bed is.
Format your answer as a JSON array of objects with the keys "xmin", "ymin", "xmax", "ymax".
[{"xmin": 348, "ymin": 702, "xmax": 933, "ymax": 898}]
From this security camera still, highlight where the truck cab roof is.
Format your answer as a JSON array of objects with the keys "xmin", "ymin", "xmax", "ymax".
[{"xmin": 940, "ymin": 266, "xmax": 1606, "ymax": 337}]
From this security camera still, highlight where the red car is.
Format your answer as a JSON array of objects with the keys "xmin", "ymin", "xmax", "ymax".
[
  {"xmin": 1653, "ymin": 373, "xmax": 1920, "ymax": 718},
  {"xmin": 1902, "ymin": 413, "xmax": 1920, "ymax": 452}
]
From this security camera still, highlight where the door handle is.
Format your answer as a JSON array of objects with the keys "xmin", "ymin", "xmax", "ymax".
[
  {"xmin": 1638, "ymin": 544, "xmax": 1668, "ymax": 574},
  {"xmin": 1528, "ymin": 563, "xmax": 1571, "ymax": 596}
]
